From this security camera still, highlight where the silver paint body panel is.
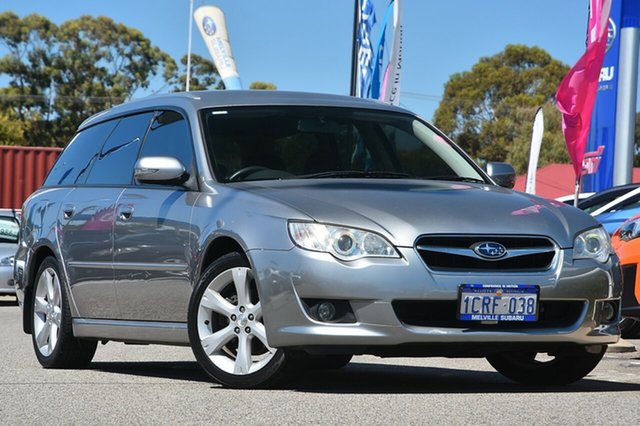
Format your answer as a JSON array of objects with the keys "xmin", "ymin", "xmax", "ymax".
[{"xmin": 14, "ymin": 90, "xmax": 621, "ymax": 352}]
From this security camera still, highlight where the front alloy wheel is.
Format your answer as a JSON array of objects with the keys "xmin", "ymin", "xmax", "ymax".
[{"xmin": 188, "ymin": 252, "xmax": 288, "ymax": 388}]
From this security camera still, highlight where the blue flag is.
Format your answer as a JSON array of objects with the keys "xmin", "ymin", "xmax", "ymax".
[
  {"xmin": 357, "ymin": 0, "xmax": 377, "ymax": 98},
  {"xmin": 582, "ymin": 0, "xmax": 622, "ymax": 192}
]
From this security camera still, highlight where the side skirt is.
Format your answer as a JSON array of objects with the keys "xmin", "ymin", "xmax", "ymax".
[{"xmin": 72, "ymin": 318, "xmax": 190, "ymax": 346}]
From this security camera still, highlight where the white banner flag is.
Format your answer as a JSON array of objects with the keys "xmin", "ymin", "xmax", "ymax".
[
  {"xmin": 194, "ymin": 6, "xmax": 242, "ymax": 90},
  {"xmin": 525, "ymin": 107, "xmax": 544, "ymax": 194},
  {"xmin": 381, "ymin": 0, "xmax": 403, "ymax": 105}
]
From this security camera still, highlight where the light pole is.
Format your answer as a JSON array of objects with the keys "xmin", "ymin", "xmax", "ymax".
[{"xmin": 186, "ymin": 0, "xmax": 194, "ymax": 91}]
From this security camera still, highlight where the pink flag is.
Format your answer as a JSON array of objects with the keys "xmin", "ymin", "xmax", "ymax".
[{"xmin": 556, "ymin": 0, "xmax": 611, "ymax": 179}]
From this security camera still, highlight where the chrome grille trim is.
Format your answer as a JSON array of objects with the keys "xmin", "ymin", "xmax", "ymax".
[
  {"xmin": 415, "ymin": 235, "xmax": 558, "ymax": 272},
  {"xmin": 415, "ymin": 245, "xmax": 556, "ymax": 261}
]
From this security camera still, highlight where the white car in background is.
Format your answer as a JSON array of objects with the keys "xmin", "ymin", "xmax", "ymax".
[{"xmin": 0, "ymin": 209, "xmax": 20, "ymax": 296}]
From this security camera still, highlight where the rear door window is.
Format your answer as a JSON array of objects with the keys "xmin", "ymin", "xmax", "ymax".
[{"xmin": 86, "ymin": 112, "xmax": 154, "ymax": 185}]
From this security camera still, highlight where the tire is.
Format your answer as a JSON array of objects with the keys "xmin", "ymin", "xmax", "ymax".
[
  {"xmin": 188, "ymin": 252, "xmax": 290, "ymax": 388},
  {"xmin": 486, "ymin": 345, "xmax": 606, "ymax": 385},
  {"xmin": 31, "ymin": 256, "xmax": 97, "ymax": 368},
  {"xmin": 620, "ymin": 317, "xmax": 640, "ymax": 339}
]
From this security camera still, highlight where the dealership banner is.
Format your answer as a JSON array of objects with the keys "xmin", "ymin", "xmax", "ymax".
[
  {"xmin": 380, "ymin": 0, "xmax": 403, "ymax": 105},
  {"xmin": 525, "ymin": 107, "xmax": 544, "ymax": 194},
  {"xmin": 194, "ymin": 6, "xmax": 243, "ymax": 90},
  {"xmin": 582, "ymin": 0, "xmax": 622, "ymax": 192},
  {"xmin": 556, "ymin": 0, "xmax": 610, "ymax": 181},
  {"xmin": 356, "ymin": 0, "xmax": 377, "ymax": 98}
]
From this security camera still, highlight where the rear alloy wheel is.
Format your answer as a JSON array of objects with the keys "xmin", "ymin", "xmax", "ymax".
[
  {"xmin": 188, "ymin": 252, "xmax": 288, "ymax": 388},
  {"xmin": 487, "ymin": 346, "xmax": 606, "ymax": 385},
  {"xmin": 32, "ymin": 256, "xmax": 97, "ymax": 368}
]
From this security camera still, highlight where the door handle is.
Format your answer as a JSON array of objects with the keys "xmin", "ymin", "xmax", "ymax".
[
  {"xmin": 118, "ymin": 206, "xmax": 134, "ymax": 221},
  {"xmin": 62, "ymin": 204, "xmax": 75, "ymax": 219}
]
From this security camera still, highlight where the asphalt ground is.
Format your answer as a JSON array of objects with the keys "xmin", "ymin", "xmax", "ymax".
[{"xmin": 1, "ymin": 295, "xmax": 639, "ymax": 425}]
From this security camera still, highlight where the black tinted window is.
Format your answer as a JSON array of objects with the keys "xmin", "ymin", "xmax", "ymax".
[
  {"xmin": 201, "ymin": 107, "xmax": 483, "ymax": 183},
  {"xmin": 86, "ymin": 112, "xmax": 154, "ymax": 185},
  {"xmin": 44, "ymin": 120, "xmax": 117, "ymax": 186},
  {"xmin": 139, "ymin": 111, "xmax": 193, "ymax": 174}
]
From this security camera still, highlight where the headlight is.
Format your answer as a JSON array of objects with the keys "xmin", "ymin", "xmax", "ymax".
[
  {"xmin": 288, "ymin": 221, "xmax": 399, "ymax": 261},
  {"xmin": 574, "ymin": 227, "xmax": 611, "ymax": 263},
  {"xmin": 617, "ymin": 218, "xmax": 640, "ymax": 242},
  {"xmin": 0, "ymin": 256, "xmax": 14, "ymax": 267}
]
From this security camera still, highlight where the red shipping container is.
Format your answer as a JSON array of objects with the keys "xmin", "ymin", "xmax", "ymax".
[{"xmin": 0, "ymin": 145, "xmax": 62, "ymax": 209}]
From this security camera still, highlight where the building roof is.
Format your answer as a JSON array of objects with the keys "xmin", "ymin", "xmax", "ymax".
[{"xmin": 514, "ymin": 163, "xmax": 640, "ymax": 199}]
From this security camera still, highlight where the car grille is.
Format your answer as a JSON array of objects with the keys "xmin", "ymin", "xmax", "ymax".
[
  {"xmin": 392, "ymin": 300, "xmax": 586, "ymax": 330},
  {"xmin": 415, "ymin": 235, "xmax": 557, "ymax": 272}
]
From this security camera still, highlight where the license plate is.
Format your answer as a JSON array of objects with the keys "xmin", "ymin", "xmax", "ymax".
[{"xmin": 459, "ymin": 284, "xmax": 538, "ymax": 321}]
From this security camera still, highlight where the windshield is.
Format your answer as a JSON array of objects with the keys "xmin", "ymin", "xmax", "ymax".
[
  {"xmin": 201, "ymin": 106, "xmax": 486, "ymax": 183},
  {"xmin": 0, "ymin": 216, "xmax": 19, "ymax": 244}
]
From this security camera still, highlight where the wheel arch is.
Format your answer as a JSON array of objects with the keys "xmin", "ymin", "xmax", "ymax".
[{"xmin": 197, "ymin": 236, "xmax": 249, "ymax": 285}]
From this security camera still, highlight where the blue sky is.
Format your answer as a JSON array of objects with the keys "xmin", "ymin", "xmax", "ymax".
[{"xmin": 3, "ymin": 0, "xmax": 592, "ymax": 120}]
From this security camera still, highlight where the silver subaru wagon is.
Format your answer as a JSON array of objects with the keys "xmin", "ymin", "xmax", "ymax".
[{"xmin": 14, "ymin": 91, "xmax": 622, "ymax": 388}]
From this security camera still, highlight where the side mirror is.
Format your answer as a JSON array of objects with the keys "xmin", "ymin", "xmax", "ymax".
[
  {"xmin": 134, "ymin": 156, "xmax": 186, "ymax": 184},
  {"xmin": 485, "ymin": 162, "xmax": 516, "ymax": 189}
]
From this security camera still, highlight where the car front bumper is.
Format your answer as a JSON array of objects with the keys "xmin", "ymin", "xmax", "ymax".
[{"xmin": 251, "ymin": 247, "xmax": 622, "ymax": 350}]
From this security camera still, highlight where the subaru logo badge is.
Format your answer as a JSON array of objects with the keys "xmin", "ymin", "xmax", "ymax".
[
  {"xmin": 606, "ymin": 18, "xmax": 616, "ymax": 53},
  {"xmin": 471, "ymin": 242, "xmax": 507, "ymax": 259},
  {"xmin": 202, "ymin": 16, "xmax": 217, "ymax": 36}
]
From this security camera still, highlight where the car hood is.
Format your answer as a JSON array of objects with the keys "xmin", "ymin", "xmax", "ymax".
[{"xmin": 237, "ymin": 179, "xmax": 599, "ymax": 248}]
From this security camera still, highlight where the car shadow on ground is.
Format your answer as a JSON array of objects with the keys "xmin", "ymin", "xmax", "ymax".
[
  {"xmin": 90, "ymin": 361, "xmax": 212, "ymax": 384},
  {"xmin": 287, "ymin": 362, "xmax": 640, "ymax": 394},
  {"xmin": 89, "ymin": 360, "xmax": 640, "ymax": 394}
]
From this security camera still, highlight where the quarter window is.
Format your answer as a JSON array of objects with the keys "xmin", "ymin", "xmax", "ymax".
[
  {"xmin": 86, "ymin": 112, "xmax": 154, "ymax": 185},
  {"xmin": 44, "ymin": 120, "xmax": 118, "ymax": 186}
]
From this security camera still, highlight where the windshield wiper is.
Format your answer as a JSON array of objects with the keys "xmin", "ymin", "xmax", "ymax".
[
  {"xmin": 423, "ymin": 175, "xmax": 486, "ymax": 184},
  {"xmin": 295, "ymin": 170, "xmax": 414, "ymax": 179}
]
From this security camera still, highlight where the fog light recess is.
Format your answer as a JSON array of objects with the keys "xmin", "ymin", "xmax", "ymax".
[
  {"xmin": 596, "ymin": 300, "xmax": 620, "ymax": 324},
  {"xmin": 317, "ymin": 302, "xmax": 337, "ymax": 321},
  {"xmin": 302, "ymin": 298, "xmax": 356, "ymax": 323}
]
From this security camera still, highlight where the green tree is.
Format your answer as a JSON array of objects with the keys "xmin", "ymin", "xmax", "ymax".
[
  {"xmin": 0, "ymin": 13, "xmax": 175, "ymax": 146},
  {"xmin": 51, "ymin": 15, "xmax": 176, "ymax": 143},
  {"xmin": 433, "ymin": 44, "xmax": 569, "ymax": 172},
  {"xmin": 506, "ymin": 103, "xmax": 569, "ymax": 172},
  {"xmin": 0, "ymin": 111, "xmax": 27, "ymax": 145},
  {"xmin": 169, "ymin": 54, "xmax": 223, "ymax": 92},
  {"xmin": 0, "ymin": 12, "xmax": 57, "ymax": 144},
  {"xmin": 250, "ymin": 81, "xmax": 277, "ymax": 90}
]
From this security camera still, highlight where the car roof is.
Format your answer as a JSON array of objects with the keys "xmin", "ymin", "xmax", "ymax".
[
  {"xmin": 79, "ymin": 90, "xmax": 414, "ymax": 131},
  {"xmin": 578, "ymin": 183, "xmax": 640, "ymax": 211},
  {"xmin": 591, "ymin": 186, "xmax": 640, "ymax": 216}
]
